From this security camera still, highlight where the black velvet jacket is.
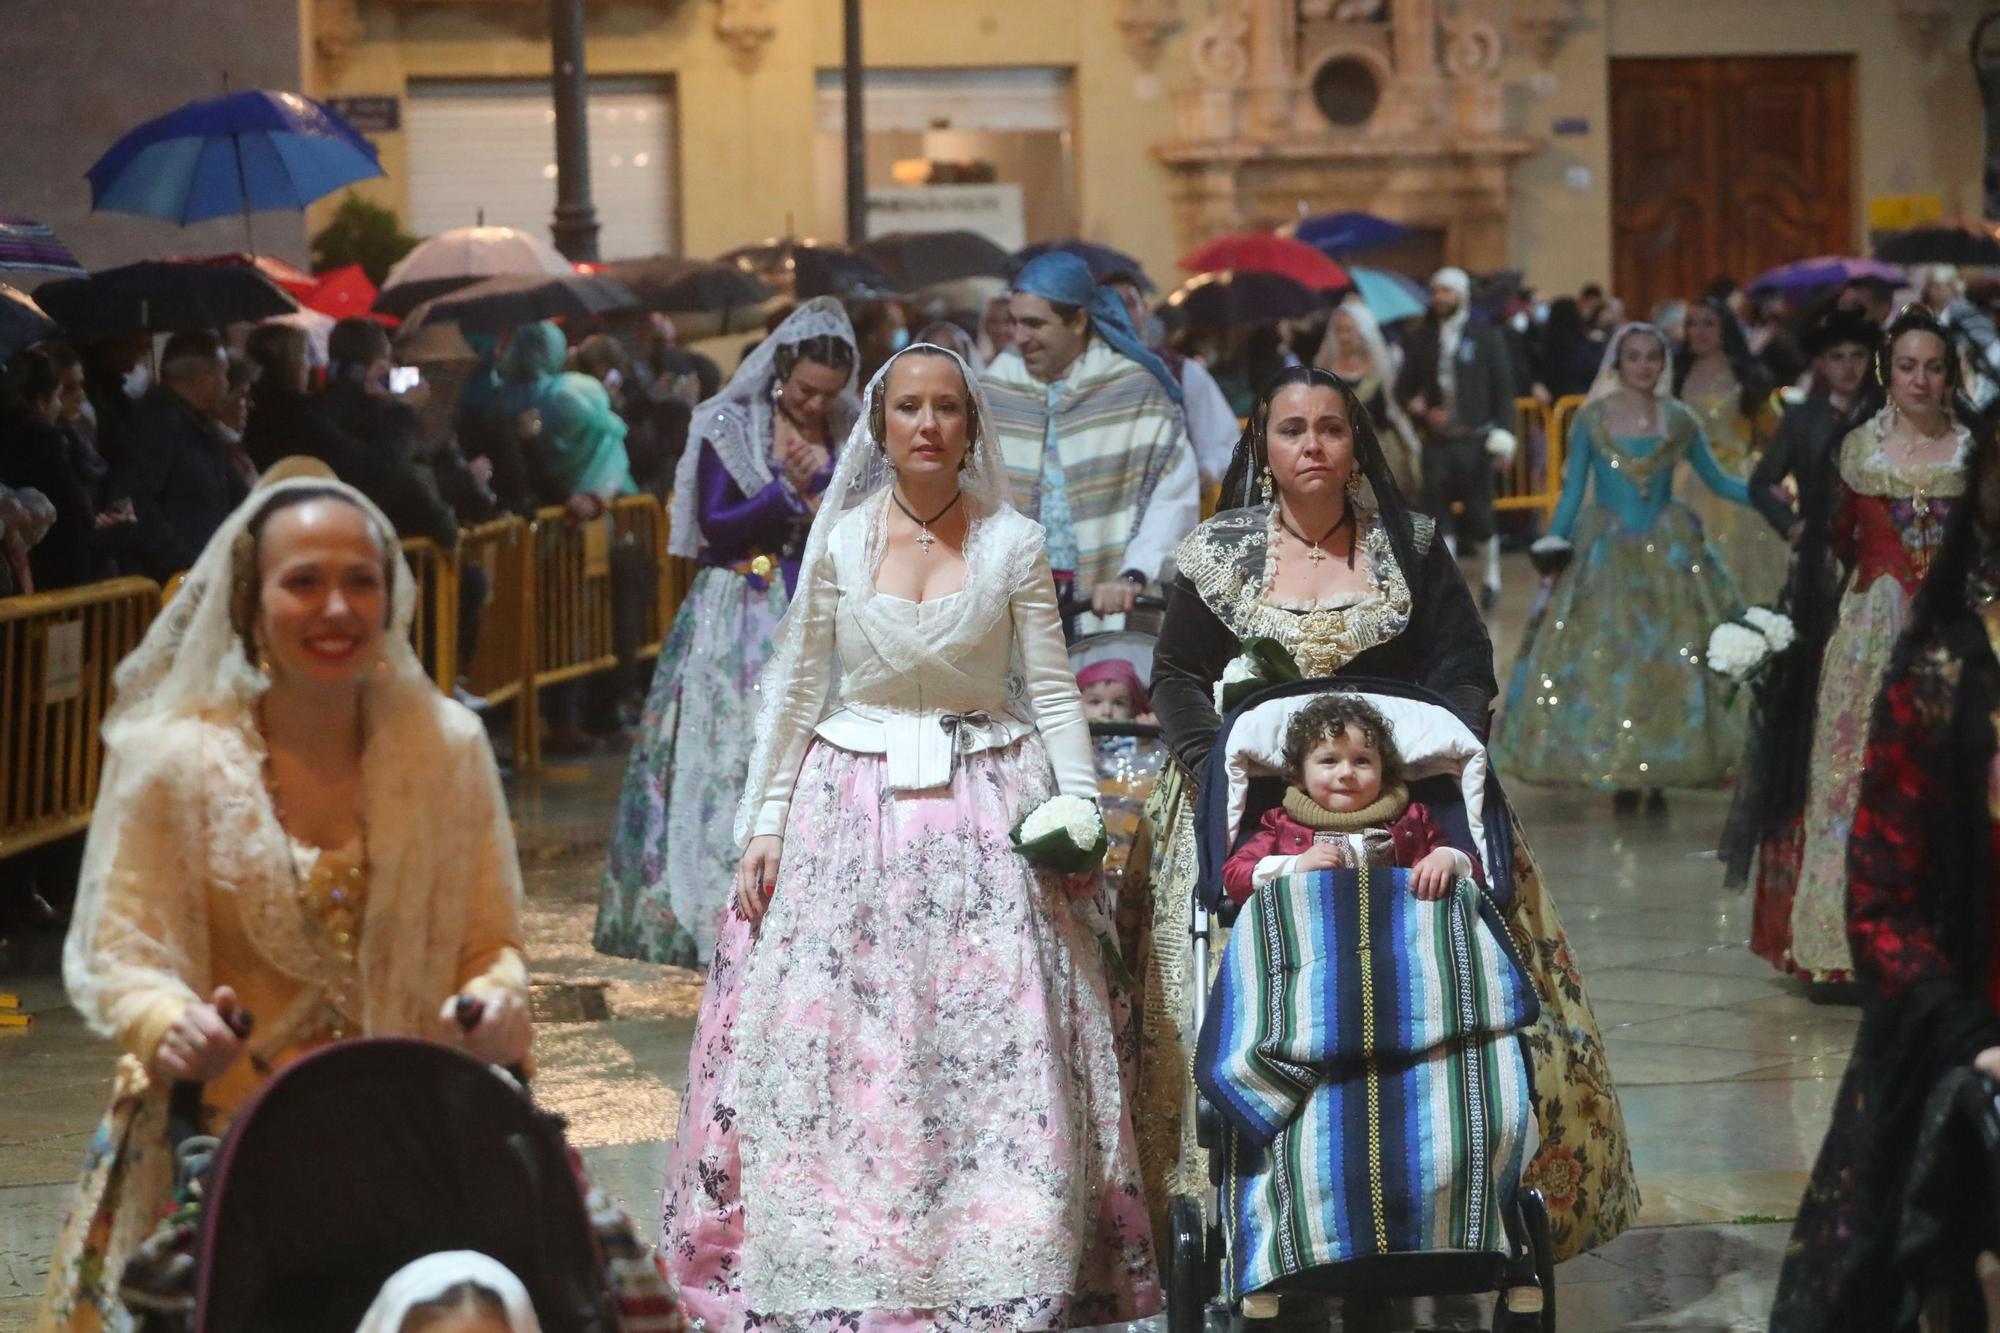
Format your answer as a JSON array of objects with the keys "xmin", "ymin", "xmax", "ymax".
[{"xmin": 1151, "ymin": 505, "xmax": 1497, "ymax": 777}]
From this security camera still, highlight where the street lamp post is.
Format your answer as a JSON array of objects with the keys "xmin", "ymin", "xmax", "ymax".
[
  {"xmin": 843, "ymin": 0, "xmax": 866, "ymax": 244},
  {"xmin": 550, "ymin": 0, "xmax": 602, "ymax": 262}
]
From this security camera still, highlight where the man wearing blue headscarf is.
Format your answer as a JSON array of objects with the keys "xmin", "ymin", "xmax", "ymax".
[{"xmin": 985, "ymin": 251, "xmax": 1198, "ymax": 622}]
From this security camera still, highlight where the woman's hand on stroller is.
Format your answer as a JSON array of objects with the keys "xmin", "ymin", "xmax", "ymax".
[
  {"xmin": 154, "ymin": 986, "xmax": 248, "ymax": 1083},
  {"xmin": 1409, "ymin": 848, "xmax": 1459, "ymax": 901},
  {"xmin": 442, "ymin": 989, "xmax": 532, "ymax": 1068},
  {"xmin": 737, "ymin": 835, "xmax": 783, "ymax": 926}
]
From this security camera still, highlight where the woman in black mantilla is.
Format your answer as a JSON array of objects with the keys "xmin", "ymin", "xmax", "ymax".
[
  {"xmin": 1771, "ymin": 429, "xmax": 2000, "ymax": 1332},
  {"xmin": 1138, "ymin": 364, "xmax": 1639, "ymax": 1263}
]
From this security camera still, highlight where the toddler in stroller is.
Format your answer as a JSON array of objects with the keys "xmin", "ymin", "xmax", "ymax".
[{"xmin": 1176, "ymin": 680, "xmax": 1554, "ymax": 1332}]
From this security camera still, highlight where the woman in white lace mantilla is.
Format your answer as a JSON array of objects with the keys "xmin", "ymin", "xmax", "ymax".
[
  {"xmin": 660, "ymin": 344, "xmax": 1160, "ymax": 1333},
  {"xmin": 39, "ymin": 468, "xmax": 529, "ymax": 1331}
]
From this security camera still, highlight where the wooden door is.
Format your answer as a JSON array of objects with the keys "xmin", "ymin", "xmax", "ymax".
[{"xmin": 1610, "ymin": 56, "xmax": 1853, "ymax": 320}]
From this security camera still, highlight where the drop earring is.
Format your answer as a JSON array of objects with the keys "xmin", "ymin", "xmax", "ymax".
[{"xmin": 1260, "ymin": 467, "xmax": 1274, "ymax": 504}]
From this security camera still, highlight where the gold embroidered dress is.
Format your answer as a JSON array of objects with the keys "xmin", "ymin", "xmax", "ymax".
[{"xmin": 1141, "ymin": 504, "xmax": 1639, "ymax": 1263}]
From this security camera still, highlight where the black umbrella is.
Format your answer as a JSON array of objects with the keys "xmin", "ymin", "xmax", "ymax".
[
  {"xmin": 402, "ymin": 271, "xmax": 638, "ymax": 334},
  {"xmin": 1165, "ymin": 270, "xmax": 1323, "ymax": 329},
  {"xmin": 1007, "ymin": 239, "xmax": 1154, "ymax": 290},
  {"xmin": 373, "ymin": 273, "xmax": 485, "ymax": 319},
  {"xmin": 1875, "ymin": 222, "xmax": 2000, "ymax": 266},
  {"xmin": 34, "ymin": 260, "xmax": 299, "ymax": 340},
  {"xmin": 859, "ymin": 230, "xmax": 1011, "ymax": 291},
  {"xmin": 0, "ymin": 284, "xmax": 58, "ymax": 361},
  {"xmin": 596, "ymin": 255, "xmax": 773, "ymax": 328},
  {"xmin": 720, "ymin": 239, "xmax": 898, "ymax": 300}
]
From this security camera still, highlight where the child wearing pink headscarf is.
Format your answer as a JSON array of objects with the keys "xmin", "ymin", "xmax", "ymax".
[{"xmin": 1076, "ymin": 659, "xmax": 1155, "ymax": 725}]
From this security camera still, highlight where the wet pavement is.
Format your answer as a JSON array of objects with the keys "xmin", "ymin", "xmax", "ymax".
[{"xmin": 0, "ymin": 559, "xmax": 1840, "ymax": 1331}]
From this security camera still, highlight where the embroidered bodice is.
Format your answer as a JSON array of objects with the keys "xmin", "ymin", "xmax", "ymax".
[
  {"xmin": 1834, "ymin": 423, "xmax": 1969, "ymax": 597},
  {"xmin": 1549, "ymin": 399, "xmax": 1750, "ymax": 540},
  {"xmin": 1679, "ymin": 379, "xmax": 1757, "ymax": 473},
  {"xmin": 1171, "ymin": 505, "xmax": 1413, "ymax": 677}
]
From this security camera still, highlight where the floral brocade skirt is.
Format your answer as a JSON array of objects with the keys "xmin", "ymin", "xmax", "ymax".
[
  {"xmin": 1132, "ymin": 763, "xmax": 1640, "ymax": 1264},
  {"xmin": 595, "ymin": 566, "xmax": 787, "ymax": 967},
  {"xmin": 661, "ymin": 737, "xmax": 1160, "ymax": 1333},
  {"xmin": 1492, "ymin": 504, "xmax": 1746, "ymax": 791}
]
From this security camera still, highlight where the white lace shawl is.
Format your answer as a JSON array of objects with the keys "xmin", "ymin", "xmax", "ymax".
[
  {"xmin": 734, "ymin": 343, "xmax": 1039, "ymax": 845},
  {"xmin": 666, "ymin": 296, "xmax": 858, "ymax": 558},
  {"xmin": 1588, "ymin": 321, "xmax": 1677, "ymax": 404},
  {"xmin": 63, "ymin": 477, "xmax": 525, "ymax": 1063}
]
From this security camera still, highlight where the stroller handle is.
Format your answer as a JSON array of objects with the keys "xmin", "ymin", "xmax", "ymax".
[
  {"xmin": 454, "ymin": 993, "xmax": 531, "ymax": 1087},
  {"xmin": 167, "ymin": 1007, "xmax": 257, "ymax": 1149}
]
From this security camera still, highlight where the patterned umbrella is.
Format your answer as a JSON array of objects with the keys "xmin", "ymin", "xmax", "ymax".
[{"xmin": 0, "ymin": 217, "xmax": 85, "ymax": 277}]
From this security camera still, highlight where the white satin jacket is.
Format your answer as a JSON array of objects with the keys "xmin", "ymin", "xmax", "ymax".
[{"xmin": 748, "ymin": 504, "xmax": 1098, "ymax": 839}]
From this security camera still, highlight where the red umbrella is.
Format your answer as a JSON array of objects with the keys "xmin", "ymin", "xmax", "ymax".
[
  {"xmin": 1180, "ymin": 232, "xmax": 1350, "ymax": 291},
  {"xmin": 303, "ymin": 263, "xmax": 393, "ymax": 323}
]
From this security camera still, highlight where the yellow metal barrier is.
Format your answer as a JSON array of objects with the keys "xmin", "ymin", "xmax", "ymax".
[
  {"xmin": 610, "ymin": 495, "xmax": 690, "ymax": 660},
  {"xmin": 399, "ymin": 537, "xmax": 458, "ymax": 693},
  {"xmin": 460, "ymin": 517, "xmax": 533, "ymax": 765},
  {"xmin": 0, "ymin": 578, "xmax": 159, "ymax": 857},
  {"xmin": 1492, "ymin": 396, "xmax": 1569, "ymax": 520},
  {"xmin": 520, "ymin": 507, "xmax": 620, "ymax": 769}
]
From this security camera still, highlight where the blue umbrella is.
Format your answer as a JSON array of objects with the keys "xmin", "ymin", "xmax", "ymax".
[
  {"xmin": 87, "ymin": 90, "xmax": 383, "ymax": 247},
  {"xmin": 1347, "ymin": 266, "xmax": 1426, "ymax": 323},
  {"xmin": 1290, "ymin": 211, "xmax": 1407, "ymax": 257}
]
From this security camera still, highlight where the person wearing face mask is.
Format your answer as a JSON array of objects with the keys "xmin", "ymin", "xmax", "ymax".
[
  {"xmin": 1100, "ymin": 269, "xmax": 1239, "ymax": 492},
  {"xmin": 111, "ymin": 330, "xmax": 250, "ymax": 581},
  {"xmin": 1722, "ymin": 312, "xmax": 1883, "ymax": 959},
  {"xmin": 1395, "ymin": 267, "xmax": 1517, "ymax": 614},
  {"xmin": 1774, "ymin": 309, "xmax": 1975, "ymax": 987},
  {"xmin": 985, "ymin": 252, "xmax": 1198, "ymax": 629},
  {"xmin": 1492, "ymin": 323, "xmax": 1755, "ymax": 812}
]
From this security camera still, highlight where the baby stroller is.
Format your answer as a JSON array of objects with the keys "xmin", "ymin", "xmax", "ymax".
[
  {"xmin": 120, "ymin": 1031, "xmax": 679, "ymax": 1333},
  {"xmin": 1166, "ymin": 677, "xmax": 1556, "ymax": 1333},
  {"xmin": 1070, "ymin": 622, "xmax": 1171, "ymax": 981}
]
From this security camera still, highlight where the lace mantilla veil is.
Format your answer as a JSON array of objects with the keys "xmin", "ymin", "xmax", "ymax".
[
  {"xmin": 733, "ymin": 342, "xmax": 1036, "ymax": 845},
  {"xmin": 65, "ymin": 474, "xmax": 432, "ymax": 1041},
  {"xmin": 666, "ymin": 296, "xmax": 859, "ymax": 559},
  {"xmin": 1588, "ymin": 321, "xmax": 1676, "ymax": 403}
]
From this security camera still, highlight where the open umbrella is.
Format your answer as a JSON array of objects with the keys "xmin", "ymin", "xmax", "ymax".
[
  {"xmin": 1007, "ymin": 239, "xmax": 1152, "ymax": 289},
  {"xmin": 34, "ymin": 261, "xmax": 299, "ymax": 341},
  {"xmin": 1287, "ymin": 211, "xmax": 1408, "ymax": 257},
  {"xmin": 0, "ymin": 285, "xmax": 59, "ymax": 361},
  {"xmin": 1749, "ymin": 255, "xmax": 1905, "ymax": 296},
  {"xmin": 301, "ymin": 264, "xmax": 387, "ymax": 323},
  {"xmin": 596, "ymin": 255, "xmax": 773, "ymax": 322},
  {"xmin": 375, "ymin": 225, "xmax": 575, "ymax": 318},
  {"xmin": 402, "ymin": 271, "xmax": 637, "ymax": 335},
  {"xmin": 176, "ymin": 251, "xmax": 317, "ymax": 296},
  {"xmin": 721, "ymin": 239, "xmax": 898, "ymax": 300},
  {"xmin": 86, "ymin": 90, "xmax": 383, "ymax": 250},
  {"xmin": 0, "ymin": 218, "xmax": 86, "ymax": 277},
  {"xmin": 1180, "ymin": 232, "xmax": 1350, "ymax": 291},
  {"xmin": 1165, "ymin": 270, "xmax": 1323, "ymax": 329},
  {"xmin": 1346, "ymin": 266, "xmax": 1426, "ymax": 323},
  {"xmin": 1874, "ymin": 222, "xmax": 2000, "ymax": 267},
  {"xmin": 859, "ymin": 230, "xmax": 1011, "ymax": 291}
]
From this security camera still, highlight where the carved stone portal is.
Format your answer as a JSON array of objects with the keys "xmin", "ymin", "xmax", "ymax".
[
  {"xmin": 1155, "ymin": 0, "xmax": 1537, "ymax": 272},
  {"xmin": 1119, "ymin": 0, "xmax": 1185, "ymax": 69},
  {"xmin": 713, "ymin": 0, "xmax": 777, "ymax": 70}
]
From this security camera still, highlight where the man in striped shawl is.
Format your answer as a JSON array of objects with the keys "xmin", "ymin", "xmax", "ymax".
[{"xmin": 986, "ymin": 252, "xmax": 1198, "ymax": 626}]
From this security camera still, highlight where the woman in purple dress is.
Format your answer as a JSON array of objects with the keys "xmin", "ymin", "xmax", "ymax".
[{"xmin": 595, "ymin": 298, "xmax": 857, "ymax": 966}]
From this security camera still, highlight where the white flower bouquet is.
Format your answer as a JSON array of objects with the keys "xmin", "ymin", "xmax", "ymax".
[
  {"xmin": 1704, "ymin": 605, "xmax": 1799, "ymax": 684},
  {"xmin": 1211, "ymin": 636, "xmax": 1303, "ymax": 714},
  {"xmin": 1010, "ymin": 793, "xmax": 1108, "ymax": 873}
]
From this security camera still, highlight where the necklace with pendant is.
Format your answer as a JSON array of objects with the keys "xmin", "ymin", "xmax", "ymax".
[
  {"xmin": 1277, "ymin": 501, "xmax": 1357, "ymax": 567},
  {"xmin": 892, "ymin": 489, "xmax": 963, "ymax": 554}
]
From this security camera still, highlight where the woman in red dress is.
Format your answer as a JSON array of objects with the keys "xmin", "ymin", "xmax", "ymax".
[{"xmin": 1771, "ymin": 423, "xmax": 2000, "ymax": 1330}]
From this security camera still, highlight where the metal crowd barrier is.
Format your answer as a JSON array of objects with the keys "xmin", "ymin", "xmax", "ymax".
[
  {"xmin": 0, "ymin": 578, "xmax": 160, "ymax": 858},
  {"xmin": 0, "ymin": 496, "xmax": 698, "ymax": 856},
  {"xmin": 1491, "ymin": 395, "xmax": 1577, "ymax": 520}
]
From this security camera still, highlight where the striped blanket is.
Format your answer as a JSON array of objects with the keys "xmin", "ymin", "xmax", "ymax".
[
  {"xmin": 1195, "ymin": 866, "xmax": 1538, "ymax": 1295},
  {"xmin": 984, "ymin": 342, "xmax": 1185, "ymax": 588}
]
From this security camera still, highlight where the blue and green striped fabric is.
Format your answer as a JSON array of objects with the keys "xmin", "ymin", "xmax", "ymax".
[{"xmin": 1194, "ymin": 867, "xmax": 1539, "ymax": 1292}]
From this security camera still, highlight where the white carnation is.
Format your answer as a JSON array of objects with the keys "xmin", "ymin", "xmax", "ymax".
[
  {"xmin": 1213, "ymin": 654, "xmax": 1259, "ymax": 710},
  {"xmin": 1020, "ymin": 794, "xmax": 1103, "ymax": 847},
  {"xmin": 1742, "ymin": 606, "xmax": 1796, "ymax": 653},
  {"xmin": 1706, "ymin": 622, "xmax": 1770, "ymax": 681}
]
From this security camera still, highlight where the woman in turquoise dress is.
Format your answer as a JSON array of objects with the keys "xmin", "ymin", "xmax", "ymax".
[{"xmin": 1493, "ymin": 321, "xmax": 1753, "ymax": 808}]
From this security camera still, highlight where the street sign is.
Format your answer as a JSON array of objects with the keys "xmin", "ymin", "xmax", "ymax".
[{"xmin": 328, "ymin": 95, "xmax": 402, "ymax": 135}]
